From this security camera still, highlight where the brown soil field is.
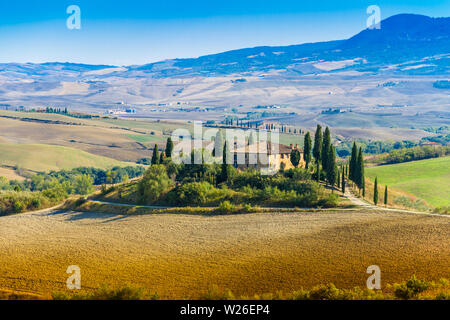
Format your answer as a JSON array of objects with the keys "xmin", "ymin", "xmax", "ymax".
[
  {"xmin": 0, "ymin": 167, "xmax": 25, "ymax": 181},
  {"xmin": 0, "ymin": 208, "xmax": 448, "ymax": 299},
  {"xmin": 0, "ymin": 117, "xmax": 152, "ymax": 162}
]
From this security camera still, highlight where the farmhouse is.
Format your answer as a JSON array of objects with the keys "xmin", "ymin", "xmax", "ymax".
[{"xmin": 233, "ymin": 142, "xmax": 304, "ymax": 172}]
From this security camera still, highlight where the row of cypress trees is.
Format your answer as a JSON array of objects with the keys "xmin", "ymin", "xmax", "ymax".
[
  {"xmin": 348, "ymin": 142, "xmax": 365, "ymax": 195},
  {"xmin": 347, "ymin": 141, "xmax": 388, "ymax": 205},
  {"xmin": 151, "ymin": 137, "xmax": 174, "ymax": 165},
  {"xmin": 303, "ymin": 125, "xmax": 338, "ymax": 188},
  {"xmin": 373, "ymin": 177, "xmax": 389, "ymax": 206},
  {"xmin": 304, "ymin": 125, "xmax": 389, "ymax": 205}
]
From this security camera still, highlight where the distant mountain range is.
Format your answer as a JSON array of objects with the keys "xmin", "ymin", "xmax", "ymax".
[
  {"xmin": 0, "ymin": 14, "xmax": 449, "ymax": 113},
  {"xmin": 131, "ymin": 13, "xmax": 450, "ymax": 76},
  {"xmin": 1, "ymin": 14, "xmax": 449, "ymax": 79}
]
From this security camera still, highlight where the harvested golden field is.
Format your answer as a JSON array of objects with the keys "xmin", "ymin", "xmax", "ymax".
[{"xmin": 0, "ymin": 208, "xmax": 448, "ymax": 299}]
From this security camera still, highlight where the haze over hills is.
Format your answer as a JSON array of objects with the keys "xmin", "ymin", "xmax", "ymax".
[{"xmin": 0, "ymin": 13, "xmax": 449, "ymax": 122}]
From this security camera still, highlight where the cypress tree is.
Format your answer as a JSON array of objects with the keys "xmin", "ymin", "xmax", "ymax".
[
  {"xmin": 384, "ymin": 185, "xmax": 388, "ymax": 206},
  {"xmin": 160, "ymin": 150, "xmax": 165, "ymax": 163},
  {"xmin": 313, "ymin": 125, "xmax": 323, "ymax": 166},
  {"xmin": 326, "ymin": 145, "xmax": 337, "ymax": 188},
  {"xmin": 213, "ymin": 130, "xmax": 223, "ymax": 157},
  {"xmin": 220, "ymin": 142, "xmax": 231, "ymax": 183},
  {"xmin": 304, "ymin": 132, "xmax": 312, "ymax": 169},
  {"xmin": 165, "ymin": 137, "xmax": 174, "ymax": 158},
  {"xmin": 290, "ymin": 149, "xmax": 301, "ymax": 168},
  {"xmin": 374, "ymin": 177, "xmax": 379, "ymax": 205},
  {"xmin": 248, "ymin": 131, "xmax": 255, "ymax": 145},
  {"xmin": 337, "ymin": 168, "xmax": 340, "ymax": 188},
  {"xmin": 363, "ymin": 179, "xmax": 366, "ymax": 198},
  {"xmin": 341, "ymin": 167, "xmax": 346, "ymax": 193},
  {"xmin": 349, "ymin": 142, "xmax": 358, "ymax": 182},
  {"xmin": 322, "ymin": 127, "xmax": 331, "ymax": 170},
  {"xmin": 151, "ymin": 144, "xmax": 160, "ymax": 165},
  {"xmin": 356, "ymin": 148, "xmax": 365, "ymax": 193}
]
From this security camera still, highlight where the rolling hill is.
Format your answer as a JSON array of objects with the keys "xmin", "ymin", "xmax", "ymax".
[
  {"xmin": 0, "ymin": 143, "xmax": 135, "ymax": 172},
  {"xmin": 365, "ymin": 156, "xmax": 450, "ymax": 207}
]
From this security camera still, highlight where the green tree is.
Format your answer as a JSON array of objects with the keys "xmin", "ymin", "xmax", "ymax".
[
  {"xmin": 151, "ymin": 144, "xmax": 160, "ymax": 165},
  {"xmin": 159, "ymin": 151, "xmax": 165, "ymax": 164},
  {"xmin": 349, "ymin": 142, "xmax": 358, "ymax": 182},
  {"xmin": 322, "ymin": 127, "xmax": 331, "ymax": 170},
  {"xmin": 356, "ymin": 148, "xmax": 365, "ymax": 193},
  {"xmin": 373, "ymin": 177, "xmax": 379, "ymax": 205},
  {"xmin": 303, "ymin": 132, "xmax": 312, "ymax": 169},
  {"xmin": 341, "ymin": 167, "xmax": 346, "ymax": 193},
  {"xmin": 213, "ymin": 130, "xmax": 223, "ymax": 158},
  {"xmin": 73, "ymin": 174, "xmax": 94, "ymax": 195},
  {"xmin": 337, "ymin": 167, "xmax": 340, "ymax": 187},
  {"xmin": 313, "ymin": 125, "xmax": 323, "ymax": 166},
  {"xmin": 165, "ymin": 137, "xmax": 174, "ymax": 158},
  {"xmin": 220, "ymin": 142, "xmax": 233, "ymax": 183},
  {"xmin": 384, "ymin": 185, "xmax": 388, "ymax": 206},
  {"xmin": 248, "ymin": 130, "xmax": 255, "ymax": 146},
  {"xmin": 290, "ymin": 149, "xmax": 301, "ymax": 168},
  {"xmin": 326, "ymin": 145, "xmax": 337, "ymax": 188},
  {"xmin": 138, "ymin": 165, "xmax": 173, "ymax": 204},
  {"xmin": 105, "ymin": 170, "xmax": 113, "ymax": 185}
]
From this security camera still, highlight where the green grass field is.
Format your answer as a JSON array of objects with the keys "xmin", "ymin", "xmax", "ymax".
[
  {"xmin": 125, "ymin": 134, "xmax": 163, "ymax": 144},
  {"xmin": 365, "ymin": 157, "xmax": 450, "ymax": 207},
  {"xmin": 0, "ymin": 143, "xmax": 135, "ymax": 172}
]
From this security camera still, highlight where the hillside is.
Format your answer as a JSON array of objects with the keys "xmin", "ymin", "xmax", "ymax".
[
  {"xmin": 0, "ymin": 143, "xmax": 135, "ymax": 172},
  {"xmin": 365, "ymin": 156, "xmax": 450, "ymax": 207}
]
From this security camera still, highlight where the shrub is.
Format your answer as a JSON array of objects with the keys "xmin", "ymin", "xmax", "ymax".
[
  {"xmin": 241, "ymin": 203, "xmax": 259, "ymax": 213},
  {"xmin": 394, "ymin": 275, "xmax": 430, "ymax": 299},
  {"xmin": 435, "ymin": 292, "xmax": 450, "ymax": 300},
  {"xmin": 176, "ymin": 181, "xmax": 211, "ymax": 205},
  {"xmin": 73, "ymin": 174, "xmax": 95, "ymax": 195},
  {"xmin": 215, "ymin": 201, "xmax": 236, "ymax": 214},
  {"xmin": 31, "ymin": 198, "xmax": 42, "ymax": 209},
  {"xmin": 168, "ymin": 182, "xmax": 239, "ymax": 206},
  {"xmin": 318, "ymin": 193, "xmax": 339, "ymax": 208},
  {"xmin": 200, "ymin": 285, "xmax": 235, "ymax": 300},
  {"xmin": 393, "ymin": 196, "xmax": 429, "ymax": 211},
  {"xmin": 13, "ymin": 200, "xmax": 24, "ymax": 213},
  {"xmin": 53, "ymin": 285, "xmax": 159, "ymax": 300},
  {"xmin": 74, "ymin": 197, "xmax": 87, "ymax": 207},
  {"xmin": 433, "ymin": 207, "xmax": 450, "ymax": 215},
  {"xmin": 308, "ymin": 284, "xmax": 345, "ymax": 300},
  {"xmin": 138, "ymin": 165, "xmax": 174, "ymax": 204}
]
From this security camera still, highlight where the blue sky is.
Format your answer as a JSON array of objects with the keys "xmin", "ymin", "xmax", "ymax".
[{"xmin": 0, "ymin": 0, "xmax": 449, "ymax": 65}]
